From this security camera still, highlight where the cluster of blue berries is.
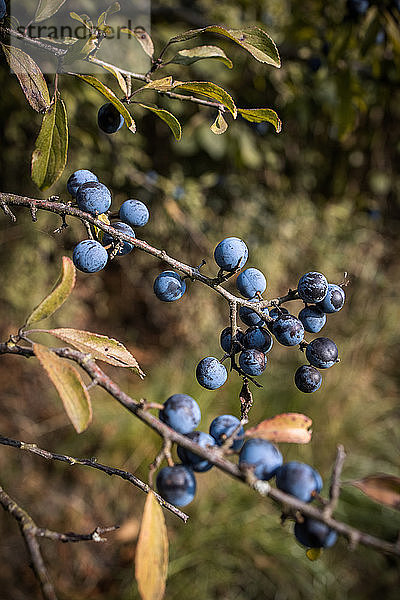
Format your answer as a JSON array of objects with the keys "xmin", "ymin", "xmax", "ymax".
[
  {"xmin": 156, "ymin": 393, "xmax": 337, "ymax": 550},
  {"xmin": 194, "ymin": 237, "xmax": 345, "ymax": 393},
  {"xmin": 67, "ymin": 169, "xmax": 149, "ymax": 273}
]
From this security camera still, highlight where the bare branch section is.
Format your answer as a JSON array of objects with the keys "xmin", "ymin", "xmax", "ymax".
[
  {"xmin": 0, "ymin": 435, "xmax": 188, "ymax": 523},
  {"xmin": 0, "ymin": 484, "xmax": 118, "ymax": 600},
  {"xmin": 1, "ymin": 343, "xmax": 399, "ymax": 557}
]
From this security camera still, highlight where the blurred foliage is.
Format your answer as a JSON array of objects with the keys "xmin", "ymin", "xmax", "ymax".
[{"xmin": 0, "ymin": 0, "xmax": 400, "ymax": 599}]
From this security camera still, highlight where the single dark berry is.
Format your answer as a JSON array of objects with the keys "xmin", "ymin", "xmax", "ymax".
[
  {"xmin": 72, "ymin": 240, "xmax": 108, "ymax": 273},
  {"xmin": 0, "ymin": 1, "xmax": 7, "ymax": 20},
  {"xmin": 306, "ymin": 337, "xmax": 338, "ymax": 369},
  {"xmin": 220, "ymin": 327, "xmax": 243, "ymax": 354},
  {"xmin": 238, "ymin": 349, "xmax": 267, "ymax": 376},
  {"xmin": 196, "ymin": 357, "xmax": 227, "ymax": 390},
  {"xmin": 97, "ymin": 102, "xmax": 124, "ymax": 133},
  {"xmin": 67, "ymin": 169, "xmax": 98, "ymax": 198},
  {"xmin": 236, "ymin": 268, "xmax": 267, "ymax": 298},
  {"xmin": 159, "ymin": 394, "xmax": 201, "ymax": 434},
  {"xmin": 76, "ymin": 181, "xmax": 112, "ymax": 215},
  {"xmin": 214, "ymin": 237, "xmax": 248, "ymax": 271},
  {"xmin": 298, "ymin": 272, "xmax": 328, "ymax": 303},
  {"xmin": 267, "ymin": 306, "xmax": 289, "ymax": 333},
  {"xmin": 156, "ymin": 465, "xmax": 196, "ymax": 507},
  {"xmin": 317, "ymin": 284, "xmax": 345, "ymax": 313},
  {"xmin": 242, "ymin": 326, "xmax": 273, "ymax": 353},
  {"xmin": 153, "ymin": 271, "xmax": 186, "ymax": 302},
  {"xmin": 273, "ymin": 314, "xmax": 304, "ymax": 346},
  {"xmin": 177, "ymin": 431, "xmax": 216, "ymax": 472},
  {"xmin": 295, "ymin": 365, "xmax": 322, "ymax": 393},
  {"xmin": 209, "ymin": 414, "xmax": 244, "ymax": 451},
  {"xmin": 275, "ymin": 461, "xmax": 322, "ymax": 502},
  {"xmin": 119, "ymin": 199, "xmax": 149, "ymax": 227},
  {"xmin": 298, "ymin": 306, "xmax": 326, "ymax": 333},
  {"xmin": 294, "ymin": 518, "xmax": 338, "ymax": 548},
  {"xmin": 239, "ymin": 439, "xmax": 283, "ymax": 480}
]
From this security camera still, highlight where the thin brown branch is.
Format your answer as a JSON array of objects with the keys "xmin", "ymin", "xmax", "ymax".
[
  {"xmin": 0, "ymin": 434, "xmax": 188, "ymax": 523},
  {"xmin": 324, "ymin": 444, "xmax": 347, "ymax": 518}
]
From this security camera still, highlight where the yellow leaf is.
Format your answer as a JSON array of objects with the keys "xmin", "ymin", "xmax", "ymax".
[
  {"xmin": 306, "ymin": 548, "xmax": 322, "ymax": 561},
  {"xmin": 135, "ymin": 491, "xmax": 169, "ymax": 600},
  {"xmin": 33, "ymin": 343, "xmax": 92, "ymax": 433}
]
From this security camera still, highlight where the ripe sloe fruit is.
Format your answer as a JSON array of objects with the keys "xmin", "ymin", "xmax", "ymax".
[
  {"xmin": 275, "ymin": 461, "xmax": 322, "ymax": 502},
  {"xmin": 298, "ymin": 272, "xmax": 328, "ymax": 303},
  {"xmin": 76, "ymin": 182, "xmax": 112, "ymax": 215},
  {"xmin": 214, "ymin": 237, "xmax": 248, "ymax": 271},
  {"xmin": 196, "ymin": 357, "xmax": 227, "ymax": 390},
  {"xmin": 156, "ymin": 465, "xmax": 196, "ymax": 507},
  {"xmin": 236, "ymin": 268, "xmax": 267, "ymax": 298},
  {"xmin": 242, "ymin": 326, "xmax": 273, "ymax": 353},
  {"xmin": 239, "ymin": 349, "xmax": 267, "ymax": 376},
  {"xmin": 209, "ymin": 414, "xmax": 244, "ymax": 451},
  {"xmin": 177, "ymin": 431, "xmax": 216, "ymax": 472},
  {"xmin": 298, "ymin": 306, "xmax": 326, "ymax": 333},
  {"xmin": 239, "ymin": 300, "xmax": 269, "ymax": 327},
  {"xmin": 0, "ymin": 1, "xmax": 6, "ymax": 20},
  {"xmin": 239, "ymin": 439, "xmax": 283, "ymax": 480},
  {"xmin": 273, "ymin": 314, "xmax": 304, "ymax": 346},
  {"xmin": 97, "ymin": 103, "xmax": 124, "ymax": 133},
  {"xmin": 317, "ymin": 284, "xmax": 345, "ymax": 313},
  {"xmin": 220, "ymin": 327, "xmax": 243, "ymax": 354},
  {"xmin": 119, "ymin": 199, "xmax": 149, "ymax": 227},
  {"xmin": 153, "ymin": 271, "xmax": 186, "ymax": 302},
  {"xmin": 306, "ymin": 337, "xmax": 338, "ymax": 369},
  {"xmin": 67, "ymin": 169, "xmax": 98, "ymax": 198},
  {"xmin": 294, "ymin": 517, "xmax": 338, "ymax": 548},
  {"xmin": 159, "ymin": 394, "xmax": 201, "ymax": 434},
  {"xmin": 102, "ymin": 222, "xmax": 135, "ymax": 255},
  {"xmin": 72, "ymin": 240, "xmax": 108, "ymax": 273},
  {"xmin": 294, "ymin": 365, "xmax": 322, "ymax": 393}
]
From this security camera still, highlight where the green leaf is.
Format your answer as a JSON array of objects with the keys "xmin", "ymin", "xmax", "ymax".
[
  {"xmin": 245, "ymin": 413, "xmax": 312, "ymax": 444},
  {"xmin": 135, "ymin": 491, "xmax": 169, "ymax": 600},
  {"xmin": 69, "ymin": 12, "xmax": 92, "ymax": 29},
  {"xmin": 34, "ymin": 0, "xmax": 68, "ymax": 23},
  {"xmin": 62, "ymin": 35, "xmax": 98, "ymax": 65},
  {"xmin": 142, "ymin": 76, "xmax": 173, "ymax": 91},
  {"xmin": 25, "ymin": 257, "xmax": 76, "ymax": 327},
  {"xmin": 210, "ymin": 111, "xmax": 228, "ymax": 135},
  {"xmin": 97, "ymin": 2, "xmax": 121, "ymax": 26},
  {"xmin": 169, "ymin": 45, "xmax": 232, "ymax": 69},
  {"xmin": 93, "ymin": 212, "xmax": 111, "ymax": 242},
  {"xmin": 31, "ymin": 93, "xmax": 68, "ymax": 190},
  {"xmin": 167, "ymin": 25, "xmax": 280, "ymax": 67},
  {"xmin": 33, "ymin": 343, "xmax": 92, "ymax": 433},
  {"xmin": 139, "ymin": 104, "xmax": 182, "ymax": 140},
  {"xmin": 99, "ymin": 63, "xmax": 128, "ymax": 96},
  {"xmin": 73, "ymin": 74, "xmax": 136, "ymax": 133},
  {"xmin": 173, "ymin": 81, "xmax": 237, "ymax": 118},
  {"xmin": 238, "ymin": 107, "xmax": 282, "ymax": 133},
  {"xmin": 0, "ymin": 43, "xmax": 50, "ymax": 112},
  {"xmin": 44, "ymin": 328, "xmax": 145, "ymax": 378},
  {"xmin": 350, "ymin": 474, "xmax": 400, "ymax": 510},
  {"xmin": 120, "ymin": 26, "xmax": 154, "ymax": 58}
]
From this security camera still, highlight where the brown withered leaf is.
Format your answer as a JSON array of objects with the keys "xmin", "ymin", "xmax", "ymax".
[
  {"xmin": 350, "ymin": 474, "xmax": 400, "ymax": 511},
  {"xmin": 245, "ymin": 413, "xmax": 312, "ymax": 444}
]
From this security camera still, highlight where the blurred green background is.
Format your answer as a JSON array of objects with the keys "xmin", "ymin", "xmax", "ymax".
[{"xmin": 1, "ymin": 0, "xmax": 400, "ymax": 598}]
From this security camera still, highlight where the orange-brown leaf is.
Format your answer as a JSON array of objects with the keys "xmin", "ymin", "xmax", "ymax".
[
  {"xmin": 245, "ymin": 413, "xmax": 312, "ymax": 444},
  {"xmin": 350, "ymin": 474, "xmax": 400, "ymax": 511}
]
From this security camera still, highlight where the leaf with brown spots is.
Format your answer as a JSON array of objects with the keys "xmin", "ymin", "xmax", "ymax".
[{"xmin": 245, "ymin": 413, "xmax": 312, "ymax": 444}]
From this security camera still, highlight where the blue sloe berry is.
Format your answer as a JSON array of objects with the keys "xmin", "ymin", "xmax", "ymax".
[
  {"xmin": 275, "ymin": 461, "xmax": 322, "ymax": 502},
  {"xmin": 177, "ymin": 431, "xmax": 216, "ymax": 472},
  {"xmin": 209, "ymin": 415, "xmax": 244, "ymax": 451},
  {"xmin": 196, "ymin": 357, "xmax": 227, "ymax": 390},
  {"xmin": 242, "ymin": 326, "xmax": 273, "ymax": 353},
  {"xmin": 220, "ymin": 327, "xmax": 243, "ymax": 354},
  {"xmin": 273, "ymin": 314, "xmax": 304, "ymax": 346},
  {"xmin": 239, "ymin": 300, "xmax": 269, "ymax": 327},
  {"xmin": 294, "ymin": 517, "xmax": 338, "ymax": 548},
  {"xmin": 239, "ymin": 439, "xmax": 283, "ymax": 480},
  {"xmin": 214, "ymin": 237, "xmax": 248, "ymax": 271},
  {"xmin": 76, "ymin": 182, "xmax": 112, "ymax": 215},
  {"xmin": 298, "ymin": 306, "xmax": 326, "ymax": 333},
  {"xmin": 346, "ymin": 0, "xmax": 369, "ymax": 18},
  {"xmin": 67, "ymin": 169, "xmax": 98, "ymax": 198},
  {"xmin": 238, "ymin": 349, "xmax": 267, "ymax": 376},
  {"xmin": 236, "ymin": 268, "xmax": 267, "ymax": 298},
  {"xmin": 298, "ymin": 272, "xmax": 328, "ymax": 303},
  {"xmin": 267, "ymin": 306, "xmax": 289, "ymax": 333},
  {"xmin": 153, "ymin": 271, "xmax": 186, "ymax": 302},
  {"xmin": 0, "ymin": 1, "xmax": 7, "ymax": 19},
  {"xmin": 119, "ymin": 199, "xmax": 149, "ymax": 227},
  {"xmin": 294, "ymin": 365, "xmax": 322, "ymax": 393},
  {"xmin": 97, "ymin": 103, "xmax": 124, "ymax": 134},
  {"xmin": 159, "ymin": 394, "xmax": 201, "ymax": 434},
  {"xmin": 306, "ymin": 337, "xmax": 338, "ymax": 369},
  {"xmin": 317, "ymin": 284, "xmax": 345, "ymax": 313},
  {"xmin": 102, "ymin": 222, "xmax": 135, "ymax": 256},
  {"xmin": 156, "ymin": 465, "xmax": 196, "ymax": 507},
  {"xmin": 72, "ymin": 240, "xmax": 108, "ymax": 273}
]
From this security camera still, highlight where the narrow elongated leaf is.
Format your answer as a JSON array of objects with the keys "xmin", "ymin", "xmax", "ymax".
[
  {"xmin": 167, "ymin": 25, "xmax": 280, "ymax": 67},
  {"xmin": 238, "ymin": 107, "xmax": 282, "ymax": 133},
  {"xmin": 142, "ymin": 76, "xmax": 173, "ymax": 91},
  {"xmin": 120, "ymin": 26, "xmax": 154, "ymax": 58},
  {"xmin": 139, "ymin": 104, "xmax": 181, "ymax": 140},
  {"xmin": 45, "ymin": 328, "xmax": 145, "ymax": 378},
  {"xmin": 25, "ymin": 257, "xmax": 75, "ymax": 327},
  {"xmin": 34, "ymin": 0, "xmax": 68, "ymax": 23},
  {"xmin": 173, "ymin": 81, "xmax": 237, "ymax": 118},
  {"xmin": 245, "ymin": 413, "xmax": 312, "ymax": 444},
  {"xmin": 34, "ymin": 343, "xmax": 92, "ymax": 433},
  {"xmin": 74, "ymin": 74, "xmax": 136, "ymax": 133},
  {"xmin": 31, "ymin": 94, "xmax": 68, "ymax": 190},
  {"xmin": 135, "ymin": 491, "xmax": 168, "ymax": 600},
  {"xmin": 210, "ymin": 111, "xmax": 228, "ymax": 134},
  {"xmin": 350, "ymin": 475, "xmax": 400, "ymax": 510},
  {"xmin": 0, "ymin": 43, "xmax": 50, "ymax": 112},
  {"xmin": 169, "ymin": 45, "xmax": 232, "ymax": 69},
  {"xmin": 100, "ymin": 63, "xmax": 128, "ymax": 96},
  {"xmin": 63, "ymin": 35, "xmax": 98, "ymax": 65}
]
